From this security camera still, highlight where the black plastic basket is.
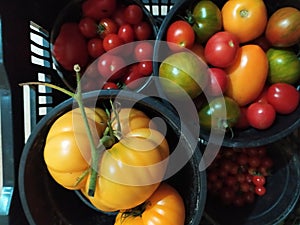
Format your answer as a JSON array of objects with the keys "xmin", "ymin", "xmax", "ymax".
[{"xmin": 0, "ymin": 1, "xmax": 176, "ymax": 225}]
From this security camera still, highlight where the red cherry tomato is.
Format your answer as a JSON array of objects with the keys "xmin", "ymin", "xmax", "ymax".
[
  {"xmin": 111, "ymin": 6, "xmax": 127, "ymax": 27},
  {"xmin": 255, "ymin": 186, "xmax": 266, "ymax": 196},
  {"xmin": 82, "ymin": 0, "xmax": 116, "ymax": 20},
  {"xmin": 103, "ymin": 82, "xmax": 119, "ymax": 89},
  {"xmin": 246, "ymin": 102, "xmax": 276, "ymax": 130},
  {"xmin": 133, "ymin": 21, "xmax": 153, "ymax": 40},
  {"xmin": 267, "ymin": 82, "xmax": 300, "ymax": 114},
  {"xmin": 206, "ymin": 67, "xmax": 228, "ymax": 96},
  {"xmin": 98, "ymin": 18, "xmax": 118, "ymax": 39},
  {"xmin": 134, "ymin": 41, "xmax": 153, "ymax": 61},
  {"xmin": 252, "ymin": 175, "xmax": 266, "ymax": 187},
  {"xmin": 124, "ymin": 4, "xmax": 143, "ymax": 25},
  {"xmin": 118, "ymin": 24, "xmax": 135, "ymax": 43},
  {"xmin": 204, "ymin": 31, "xmax": 240, "ymax": 68},
  {"xmin": 137, "ymin": 61, "xmax": 153, "ymax": 76},
  {"xmin": 97, "ymin": 54, "xmax": 127, "ymax": 81},
  {"xmin": 166, "ymin": 20, "xmax": 195, "ymax": 51},
  {"xmin": 87, "ymin": 38, "xmax": 105, "ymax": 58},
  {"xmin": 124, "ymin": 64, "xmax": 146, "ymax": 89},
  {"xmin": 102, "ymin": 33, "xmax": 124, "ymax": 52},
  {"xmin": 78, "ymin": 17, "xmax": 98, "ymax": 38}
]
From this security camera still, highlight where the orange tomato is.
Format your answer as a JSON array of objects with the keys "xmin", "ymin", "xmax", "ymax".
[
  {"xmin": 221, "ymin": 0, "xmax": 267, "ymax": 43},
  {"xmin": 225, "ymin": 44, "xmax": 268, "ymax": 106}
]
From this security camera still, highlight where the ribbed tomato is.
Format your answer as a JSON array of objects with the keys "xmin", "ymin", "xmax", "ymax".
[
  {"xmin": 81, "ymin": 128, "xmax": 169, "ymax": 212},
  {"xmin": 43, "ymin": 108, "xmax": 108, "ymax": 190},
  {"xmin": 114, "ymin": 183, "xmax": 185, "ymax": 225},
  {"xmin": 225, "ymin": 45, "xmax": 268, "ymax": 106},
  {"xmin": 221, "ymin": 0, "xmax": 267, "ymax": 43}
]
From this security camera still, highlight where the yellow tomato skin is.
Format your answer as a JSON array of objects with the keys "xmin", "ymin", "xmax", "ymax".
[
  {"xmin": 111, "ymin": 108, "xmax": 157, "ymax": 135},
  {"xmin": 82, "ymin": 128, "xmax": 169, "ymax": 212},
  {"xmin": 225, "ymin": 45, "xmax": 268, "ymax": 106},
  {"xmin": 44, "ymin": 108, "xmax": 107, "ymax": 190},
  {"xmin": 221, "ymin": 0, "xmax": 267, "ymax": 43},
  {"xmin": 114, "ymin": 183, "xmax": 185, "ymax": 225}
]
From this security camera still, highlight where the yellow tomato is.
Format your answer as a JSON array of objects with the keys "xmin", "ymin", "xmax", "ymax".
[
  {"xmin": 81, "ymin": 128, "xmax": 169, "ymax": 212},
  {"xmin": 44, "ymin": 107, "xmax": 107, "ymax": 190},
  {"xmin": 114, "ymin": 183, "xmax": 185, "ymax": 225},
  {"xmin": 225, "ymin": 44, "xmax": 268, "ymax": 106},
  {"xmin": 221, "ymin": 0, "xmax": 267, "ymax": 43}
]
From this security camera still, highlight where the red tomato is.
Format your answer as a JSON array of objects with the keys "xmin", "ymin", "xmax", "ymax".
[
  {"xmin": 204, "ymin": 31, "xmax": 240, "ymax": 68},
  {"xmin": 267, "ymin": 83, "xmax": 300, "ymax": 114},
  {"xmin": 52, "ymin": 23, "xmax": 89, "ymax": 71},
  {"xmin": 134, "ymin": 41, "xmax": 153, "ymax": 61},
  {"xmin": 123, "ymin": 64, "xmax": 145, "ymax": 89},
  {"xmin": 111, "ymin": 5, "xmax": 127, "ymax": 26},
  {"xmin": 103, "ymin": 82, "xmax": 119, "ymax": 89},
  {"xmin": 98, "ymin": 18, "xmax": 118, "ymax": 39},
  {"xmin": 102, "ymin": 33, "xmax": 124, "ymax": 52},
  {"xmin": 133, "ymin": 21, "xmax": 153, "ymax": 40},
  {"xmin": 255, "ymin": 186, "xmax": 266, "ymax": 196},
  {"xmin": 252, "ymin": 175, "xmax": 266, "ymax": 186},
  {"xmin": 78, "ymin": 17, "xmax": 97, "ymax": 38},
  {"xmin": 235, "ymin": 107, "xmax": 250, "ymax": 129},
  {"xmin": 254, "ymin": 85, "xmax": 269, "ymax": 104},
  {"xmin": 137, "ymin": 61, "xmax": 153, "ymax": 76},
  {"xmin": 82, "ymin": 0, "xmax": 116, "ymax": 20},
  {"xmin": 206, "ymin": 67, "xmax": 228, "ymax": 96},
  {"xmin": 87, "ymin": 38, "xmax": 105, "ymax": 58},
  {"xmin": 97, "ymin": 54, "xmax": 127, "ymax": 81},
  {"xmin": 166, "ymin": 20, "xmax": 195, "ymax": 51},
  {"xmin": 246, "ymin": 102, "xmax": 276, "ymax": 130},
  {"xmin": 118, "ymin": 24, "xmax": 135, "ymax": 43},
  {"xmin": 124, "ymin": 4, "xmax": 143, "ymax": 25}
]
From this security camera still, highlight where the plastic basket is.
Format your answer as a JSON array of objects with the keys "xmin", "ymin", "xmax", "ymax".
[{"xmin": 0, "ymin": 0, "xmax": 176, "ymax": 225}]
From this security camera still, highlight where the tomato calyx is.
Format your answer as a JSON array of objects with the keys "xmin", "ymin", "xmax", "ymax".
[{"xmin": 120, "ymin": 200, "xmax": 150, "ymax": 219}]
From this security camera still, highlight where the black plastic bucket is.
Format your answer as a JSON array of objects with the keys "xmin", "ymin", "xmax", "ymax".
[
  {"xmin": 153, "ymin": 0, "xmax": 300, "ymax": 148},
  {"xmin": 18, "ymin": 90, "xmax": 206, "ymax": 225}
]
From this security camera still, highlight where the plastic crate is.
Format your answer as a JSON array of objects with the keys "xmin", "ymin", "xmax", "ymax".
[{"xmin": 0, "ymin": 0, "xmax": 176, "ymax": 225}]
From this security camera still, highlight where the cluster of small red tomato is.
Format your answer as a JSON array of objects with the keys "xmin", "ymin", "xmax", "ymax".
[
  {"xmin": 207, "ymin": 146, "xmax": 274, "ymax": 207},
  {"xmin": 53, "ymin": 0, "xmax": 155, "ymax": 91},
  {"xmin": 165, "ymin": 0, "xmax": 300, "ymax": 131}
]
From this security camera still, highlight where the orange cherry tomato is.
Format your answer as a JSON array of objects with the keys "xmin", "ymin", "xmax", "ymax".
[
  {"xmin": 221, "ymin": 0, "xmax": 267, "ymax": 43},
  {"xmin": 225, "ymin": 44, "xmax": 268, "ymax": 106}
]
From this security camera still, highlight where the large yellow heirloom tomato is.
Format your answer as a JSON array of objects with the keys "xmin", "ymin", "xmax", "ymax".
[
  {"xmin": 44, "ymin": 107, "xmax": 107, "ymax": 190},
  {"xmin": 81, "ymin": 127, "xmax": 170, "ymax": 212},
  {"xmin": 114, "ymin": 183, "xmax": 185, "ymax": 225}
]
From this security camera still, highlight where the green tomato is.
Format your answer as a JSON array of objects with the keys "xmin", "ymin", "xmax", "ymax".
[
  {"xmin": 198, "ymin": 96, "xmax": 240, "ymax": 131},
  {"xmin": 192, "ymin": 0, "xmax": 222, "ymax": 43},
  {"xmin": 159, "ymin": 51, "xmax": 208, "ymax": 99},
  {"xmin": 267, "ymin": 47, "xmax": 300, "ymax": 84}
]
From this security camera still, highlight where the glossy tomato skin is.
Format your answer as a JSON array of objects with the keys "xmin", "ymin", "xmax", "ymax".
[
  {"xmin": 53, "ymin": 23, "xmax": 89, "ymax": 71},
  {"xmin": 159, "ymin": 51, "xmax": 208, "ymax": 99},
  {"xmin": 206, "ymin": 67, "xmax": 228, "ymax": 96},
  {"xmin": 266, "ymin": 7, "xmax": 300, "ymax": 47},
  {"xmin": 44, "ymin": 108, "xmax": 107, "ymax": 190},
  {"xmin": 246, "ymin": 102, "xmax": 276, "ymax": 130},
  {"xmin": 102, "ymin": 33, "xmax": 124, "ymax": 52},
  {"xmin": 98, "ymin": 18, "xmax": 118, "ymax": 39},
  {"xmin": 134, "ymin": 41, "xmax": 154, "ymax": 61},
  {"xmin": 225, "ymin": 44, "xmax": 269, "ymax": 106},
  {"xmin": 124, "ymin": 4, "xmax": 143, "ymax": 25},
  {"xmin": 166, "ymin": 20, "xmax": 195, "ymax": 51},
  {"xmin": 204, "ymin": 31, "xmax": 240, "ymax": 68},
  {"xmin": 114, "ymin": 183, "xmax": 185, "ymax": 225},
  {"xmin": 118, "ymin": 24, "xmax": 135, "ymax": 43},
  {"xmin": 97, "ymin": 54, "xmax": 127, "ymax": 81},
  {"xmin": 221, "ymin": 0, "xmax": 267, "ymax": 43},
  {"xmin": 266, "ymin": 47, "xmax": 300, "ymax": 85},
  {"xmin": 82, "ymin": 0, "xmax": 117, "ymax": 20},
  {"xmin": 267, "ymin": 83, "xmax": 300, "ymax": 114},
  {"xmin": 82, "ymin": 128, "xmax": 169, "ymax": 212},
  {"xmin": 78, "ymin": 17, "xmax": 98, "ymax": 38},
  {"xmin": 192, "ymin": 0, "xmax": 222, "ymax": 43},
  {"xmin": 198, "ymin": 96, "xmax": 241, "ymax": 131},
  {"xmin": 134, "ymin": 21, "xmax": 153, "ymax": 40},
  {"xmin": 87, "ymin": 38, "xmax": 105, "ymax": 58}
]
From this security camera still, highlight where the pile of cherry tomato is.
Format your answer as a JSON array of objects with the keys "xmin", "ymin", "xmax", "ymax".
[
  {"xmin": 52, "ymin": 0, "xmax": 155, "ymax": 91},
  {"xmin": 162, "ymin": 0, "xmax": 300, "ymax": 131},
  {"xmin": 207, "ymin": 146, "xmax": 274, "ymax": 207}
]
